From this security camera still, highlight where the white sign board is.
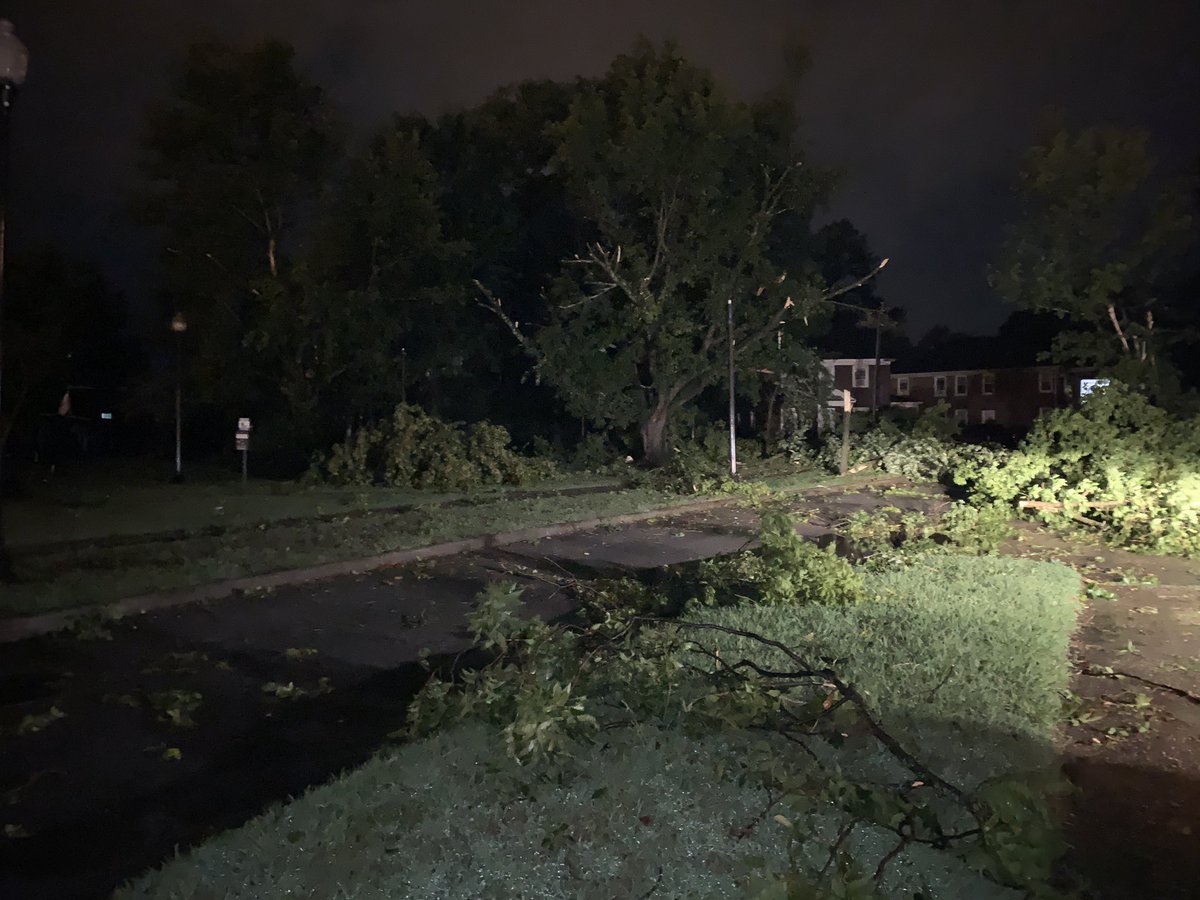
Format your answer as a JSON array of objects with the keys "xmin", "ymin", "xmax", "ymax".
[
  {"xmin": 1079, "ymin": 378, "xmax": 1110, "ymax": 398},
  {"xmin": 237, "ymin": 417, "xmax": 252, "ymax": 433}
]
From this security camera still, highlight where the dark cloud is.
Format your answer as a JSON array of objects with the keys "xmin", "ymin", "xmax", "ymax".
[{"xmin": 4, "ymin": 0, "xmax": 1198, "ymax": 335}]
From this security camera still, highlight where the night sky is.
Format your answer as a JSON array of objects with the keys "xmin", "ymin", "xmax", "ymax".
[{"xmin": 5, "ymin": 0, "xmax": 1199, "ymax": 338}]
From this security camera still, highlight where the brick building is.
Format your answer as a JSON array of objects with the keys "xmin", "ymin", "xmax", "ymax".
[
  {"xmin": 890, "ymin": 364, "xmax": 1070, "ymax": 428},
  {"xmin": 822, "ymin": 358, "xmax": 893, "ymax": 412}
]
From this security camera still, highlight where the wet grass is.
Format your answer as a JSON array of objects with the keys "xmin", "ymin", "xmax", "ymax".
[
  {"xmin": 3, "ymin": 484, "xmax": 678, "ymax": 618},
  {"xmin": 3, "ymin": 460, "xmax": 858, "ymax": 620}
]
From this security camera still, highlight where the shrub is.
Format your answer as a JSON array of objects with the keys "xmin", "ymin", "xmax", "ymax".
[
  {"xmin": 688, "ymin": 509, "xmax": 863, "ymax": 608},
  {"xmin": 568, "ymin": 433, "xmax": 616, "ymax": 471},
  {"xmin": 956, "ymin": 383, "xmax": 1200, "ymax": 555},
  {"xmin": 313, "ymin": 404, "xmax": 556, "ymax": 490},
  {"xmin": 809, "ymin": 410, "xmax": 982, "ymax": 482}
]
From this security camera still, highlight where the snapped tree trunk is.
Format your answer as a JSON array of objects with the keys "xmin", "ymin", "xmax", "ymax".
[{"xmin": 640, "ymin": 405, "xmax": 671, "ymax": 468}]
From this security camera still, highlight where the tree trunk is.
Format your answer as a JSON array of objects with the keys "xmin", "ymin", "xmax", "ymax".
[{"xmin": 640, "ymin": 405, "xmax": 671, "ymax": 468}]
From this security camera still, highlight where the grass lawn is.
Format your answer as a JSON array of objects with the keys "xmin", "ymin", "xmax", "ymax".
[
  {"xmin": 7, "ymin": 460, "xmax": 621, "ymax": 549},
  {"xmin": 2, "ymin": 461, "xmax": 853, "ymax": 619},
  {"xmin": 692, "ymin": 554, "xmax": 1082, "ymax": 742},
  {"xmin": 114, "ymin": 552, "xmax": 1081, "ymax": 899}
]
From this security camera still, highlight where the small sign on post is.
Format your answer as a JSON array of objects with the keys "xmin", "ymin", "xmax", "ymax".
[{"xmin": 235, "ymin": 417, "xmax": 252, "ymax": 482}]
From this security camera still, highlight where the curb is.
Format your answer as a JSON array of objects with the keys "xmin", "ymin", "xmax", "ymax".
[{"xmin": 0, "ymin": 496, "xmax": 739, "ymax": 643}]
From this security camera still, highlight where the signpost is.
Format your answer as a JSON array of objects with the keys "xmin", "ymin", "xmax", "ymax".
[{"xmin": 235, "ymin": 417, "xmax": 251, "ymax": 483}]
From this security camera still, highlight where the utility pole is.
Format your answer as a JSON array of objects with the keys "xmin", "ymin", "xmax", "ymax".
[{"xmin": 872, "ymin": 300, "xmax": 884, "ymax": 422}]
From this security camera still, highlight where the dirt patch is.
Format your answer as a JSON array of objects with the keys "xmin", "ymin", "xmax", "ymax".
[{"xmin": 1006, "ymin": 526, "xmax": 1200, "ymax": 899}]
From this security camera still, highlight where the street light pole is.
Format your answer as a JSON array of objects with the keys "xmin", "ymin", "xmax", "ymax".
[
  {"xmin": 726, "ymin": 295, "xmax": 737, "ymax": 477},
  {"xmin": 170, "ymin": 311, "xmax": 187, "ymax": 482},
  {"xmin": 0, "ymin": 19, "xmax": 29, "ymax": 580}
]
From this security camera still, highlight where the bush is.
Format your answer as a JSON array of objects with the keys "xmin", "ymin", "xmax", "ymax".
[
  {"xmin": 314, "ymin": 404, "xmax": 557, "ymax": 490},
  {"xmin": 689, "ymin": 554, "xmax": 1081, "ymax": 741},
  {"xmin": 693, "ymin": 508, "xmax": 863, "ymax": 606},
  {"xmin": 956, "ymin": 383, "xmax": 1200, "ymax": 555},
  {"xmin": 808, "ymin": 407, "xmax": 982, "ymax": 482}
]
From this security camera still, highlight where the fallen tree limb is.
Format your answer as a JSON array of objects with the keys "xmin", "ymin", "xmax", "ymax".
[
  {"xmin": 671, "ymin": 619, "xmax": 973, "ymax": 807},
  {"xmin": 1078, "ymin": 665, "xmax": 1200, "ymax": 706},
  {"xmin": 1018, "ymin": 499, "xmax": 1124, "ymax": 511}
]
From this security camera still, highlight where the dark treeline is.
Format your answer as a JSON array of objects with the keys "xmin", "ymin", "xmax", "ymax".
[
  {"xmin": 4, "ymin": 40, "xmax": 1198, "ymax": 474},
  {"xmin": 132, "ymin": 38, "xmax": 887, "ymax": 471}
]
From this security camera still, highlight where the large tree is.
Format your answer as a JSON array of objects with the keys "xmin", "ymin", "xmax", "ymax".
[
  {"xmin": 480, "ymin": 43, "xmax": 881, "ymax": 465},
  {"xmin": 245, "ymin": 123, "xmax": 463, "ymax": 443},
  {"xmin": 991, "ymin": 126, "xmax": 1195, "ymax": 391},
  {"xmin": 418, "ymin": 81, "xmax": 585, "ymax": 433},
  {"xmin": 138, "ymin": 40, "xmax": 341, "ymax": 415}
]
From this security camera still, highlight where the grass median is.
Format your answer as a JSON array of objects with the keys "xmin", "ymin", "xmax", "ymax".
[
  {"xmin": 3, "ymin": 462, "xmax": 855, "ymax": 620},
  {"xmin": 3, "ymin": 482, "xmax": 668, "ymax": 618}
]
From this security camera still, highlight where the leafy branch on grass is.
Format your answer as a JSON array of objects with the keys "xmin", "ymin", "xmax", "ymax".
[
  {"xmin": 408, "ymin": 571, "xmax": 1066, "ymax": 896},
  {"xmin": 672, "ymin": 618, "xmax": 972, "ymax": 807}
]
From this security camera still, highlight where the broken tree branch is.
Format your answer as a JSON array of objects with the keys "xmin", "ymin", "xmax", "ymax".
[
  {"xmin": 1107, "ymin": 303, "xmax": 1131, "ymax": 354},
  {"xmin": 473, "ymin": 279, "xmax": 540, "ymax": 359},
  {"xmin": 672, "ymin": 619, "xmax": 973, "ymax": 807},
  {"xmin": 1017, "ymin": 500, "xmax": 1123, "ymax": 511}
]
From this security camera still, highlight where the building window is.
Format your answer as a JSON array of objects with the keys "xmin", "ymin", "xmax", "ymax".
[
  {"xmin": 954, "ymin": 408, "xmax": 969, "ymax": 425},
  {"xmin": 981, "ymin": 372, "xmax": 995, "ymax": 395},
  {"xmin": 895, "ymin": 376, "xmax": 909, "ymax": 396},
  {"xmin": 1038, "ymin": 370, "xmax": 1055, "ymax": 393},
  {"xmin": 934, "ymin": 375, "xmax": 947, "ymax": 397},
  {"xmin": 1038, "ymin": 406, "xmax": 1054, "ymax": 418},
  {"xmin": 954, "ymin": 374, "xmax": 968, "ymax": 396},
  {"xmin": 981, "ymin": 409, "xmax": 996, "ymax": 424},
  {"xmin": 853, "ymin": 366, "xmax": 869, "ymax": 388}
]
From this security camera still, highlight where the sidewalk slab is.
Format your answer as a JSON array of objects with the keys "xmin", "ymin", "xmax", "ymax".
[{"xmin": 504, "ymin": 525, "xmax": 755, "ymax": 573}]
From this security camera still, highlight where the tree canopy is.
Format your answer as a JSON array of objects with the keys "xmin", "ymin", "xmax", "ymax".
[
  {"xmin": 126, "ymin": 38, "xmax": 892, "ymax": 470},
  {"xmin": 138, "ymin": 40, "xmax": 342, "ymax": 418},
  {"xmin": 991, "ymin": 126, "xmax": 1196, "ymax": 394},
  {"xmin": 480, "ymin": 43, "xmax": 882, "ymax": 464}
]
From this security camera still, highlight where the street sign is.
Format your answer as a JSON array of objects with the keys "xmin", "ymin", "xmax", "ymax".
[{"xmin": 235, "ymin": 417, "xmax": 252, "ymax": 482}]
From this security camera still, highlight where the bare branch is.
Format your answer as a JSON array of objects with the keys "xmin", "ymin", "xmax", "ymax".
[
  {"xmin": 873, "ymin": 836, "xmax": 911, "ymax": 883},
  {"xmin": 820, "ymin": 257, "xmax": 890, "ymax": 304},
  {"xmin": 473, "ymin": 279, "xmax": 539, "ymax": 359},
  {"xmin": 672, "ymin": 620, "xmax": 973, "ymax": 807},
  {"xmin": 1107, "ymin": 303, "xmax": 1131, "ymax": 354}
]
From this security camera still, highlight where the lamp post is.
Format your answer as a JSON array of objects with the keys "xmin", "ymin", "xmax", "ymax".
[
  {"xmin": 0, "ymin": 19, "xmax": 28, "ymax": 580},
  {"xmin": 726, "ymin": 295, "xmax": 737, "ymax": 477},
  {"xmin": 170, "ymin": 311, "xmax": 187, "ymax": 481}
]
